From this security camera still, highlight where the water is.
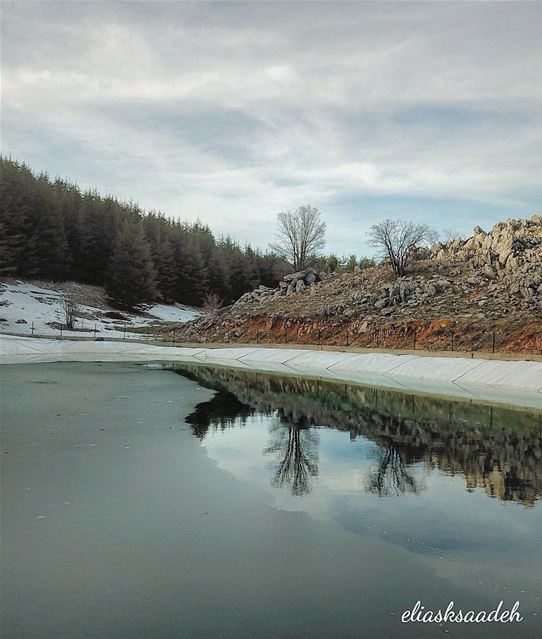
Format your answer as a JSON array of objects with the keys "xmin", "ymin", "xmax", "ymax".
[
  {"xmin": 175, "ymin": 365, "xmax": 542, "ymax": 622},
  {"xmin": 1, "ymin": 362, "xmax": 541, "ymax": 638}
]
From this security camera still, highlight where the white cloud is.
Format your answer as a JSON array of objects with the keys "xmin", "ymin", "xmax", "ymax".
[{"xmin": 2, "ymin": 1, "xmax": 541, "ymax": 254}]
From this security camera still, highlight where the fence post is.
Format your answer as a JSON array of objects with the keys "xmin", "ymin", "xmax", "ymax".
[
  {"xmin": 318, "ymin": 329, "xmax": 321, "ymax": 345},
  {"xmin": 413, "ymin": 329, "xmax": 416, "ymax": 350},
  {"xmin": 492, "ymin": 330, "xmax": 496, "ymax": 354},
  {"xmin": 451, "ymin": 330, "xmax": 454, "ymax": 351},
  {"xmin": 346, "ymin": 327, "xmax": 349, "ymax": 348},
  {"xmin": 123, "ymin": 325, "xmax": 126, "ymax": 340},
  {"xmin": 31, "ymin": 321, "xmax": 35, "ymax": 337},
  {"xmin": 376, "ymin": 329, "xmax": 379, "ymax": 349},
  {"xmin": 93, "ymin": 323, "xmax": 97, "ymax": 339}
]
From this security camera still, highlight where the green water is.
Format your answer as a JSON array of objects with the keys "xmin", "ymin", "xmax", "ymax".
[{"xmin": 1, "ymin": 362, "xmax": 540, "ymax": 638}]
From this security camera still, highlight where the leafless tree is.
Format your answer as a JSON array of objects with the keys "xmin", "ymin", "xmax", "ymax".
[
  {"xmin": 270, "ymin": 205, "xmax": 326, "ymax": 271},
  {"xmin": 202, "ymin": 292, "xmax": 223, "ymax": 313},
  {"xmin": 62, "ymin": 295, "xmax": 80, "ymax": 330},
  {"xmin": 441, "ymin": 228, "xmax": 464, "ymax": 243},
  {"xmin": 264, "ymin": 417, "xmax": 319, "ymax": 497},
  {"xmin": 367, "ymin": 219, "xmax": 434, "ymax": 277}
]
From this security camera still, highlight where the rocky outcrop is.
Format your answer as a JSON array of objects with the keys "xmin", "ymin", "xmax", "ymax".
[
  {"xmin": 234, "ymin": 268, "xmax": 330, "ymax": 305},
  {"xmin": 432, "ymin": 214, "xmax": 542, "ymax": 302},
  {"xmin": 169, "ymin": 215, "xmax": 542, "ymax": 354}
]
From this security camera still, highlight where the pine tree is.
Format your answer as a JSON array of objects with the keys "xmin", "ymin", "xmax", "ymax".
[
  {"xmin": 156, "ymin": 239, "xmax": 178, "ymax": 303},
  {"xmin": 106, "ymin": 223, "xmax": 157, "ymax": 309},
  {"xmin": 225, "ymin": 252, "xmax": 255, "ymax": 302},
  {"xmin": 0, "ymin": 220, "xmax": 15, "ymax": 275},
  {"xmin": 24, "ymin": 181, "xmax": 71, "ymax": 279},
  {"xmin": 206, "ymin": 251, "xmax": 230, "ymax": 302},
  {"xmin": 0, "ymin": 156, "xmax": 282, "ymax": 303},
  {"xmin": 77, "ymin": 194, "xmax": 118, "ymax": 283},
  {"xmin": 174, "ymin": 239, "xmax": 207, "ymax": 306},
  {"xmin": 0, "ymin": 159, "xmax": 35, "ymax": 274}
]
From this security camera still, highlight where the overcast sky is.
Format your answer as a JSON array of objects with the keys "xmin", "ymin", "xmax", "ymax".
[{"xmin": 2, "ymin": 1, "xmax": 541, "ymax": 255}]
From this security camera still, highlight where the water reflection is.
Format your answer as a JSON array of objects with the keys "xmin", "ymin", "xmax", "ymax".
[
  {"xmin": 265, "ymin": 420, "xmax": 319, "ymax": 496},
  {"xmin": 366, "ymin": 443, "xmax": 424, "ymax": 497},
  {"xmin": 174, "ymin": 364, "xmax": 542, "ymax": 507}
]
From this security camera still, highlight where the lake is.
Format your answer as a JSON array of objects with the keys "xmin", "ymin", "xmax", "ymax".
[{"xmin": 1, "ymin": 361, "xmax": 540, "ymax": 638}]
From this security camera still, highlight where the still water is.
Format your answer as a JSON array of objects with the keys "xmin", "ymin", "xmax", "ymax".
[
  {"xmin": 1, "ymin": 362, "xmax": 541, "ymax": 639},
  {"xmin": 175, "ymin": 365, "xmax": 542, "ymax": 621}
]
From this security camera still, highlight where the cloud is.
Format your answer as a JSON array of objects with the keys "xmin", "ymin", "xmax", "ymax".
[{"xmin": 2, "ymin": 1, "xmax": 541, "ymax": 254}]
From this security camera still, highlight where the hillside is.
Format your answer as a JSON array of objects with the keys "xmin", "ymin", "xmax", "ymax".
[
  {"xmin": 0, "ymin": 280, "xmax": 201, "ymax": 339},
  {"xmin": 172, "ymin": 216, "xmax": 542, "ymax": 354},
  {"xmin": 0, "ymin": 158, "xmax": 285, "ymax": 309}
]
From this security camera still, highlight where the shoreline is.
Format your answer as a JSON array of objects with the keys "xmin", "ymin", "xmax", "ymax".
[
  {"xmin": 2, "ymin": 329, "xmax": 541, "ymax": 362},
  {"xmin": 1, "ymin": 335, "xmax": 541, "ymax": 409}
]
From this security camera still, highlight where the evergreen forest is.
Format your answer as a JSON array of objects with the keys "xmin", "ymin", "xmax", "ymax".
[{"xmin": 0, "ymin": 158, "xmax": 289, "ymax": 309}]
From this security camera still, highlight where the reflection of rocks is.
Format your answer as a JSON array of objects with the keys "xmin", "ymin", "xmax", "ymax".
[{"xmin": 179, "ymin": 365, "xmax": 542, "ymax": 507}]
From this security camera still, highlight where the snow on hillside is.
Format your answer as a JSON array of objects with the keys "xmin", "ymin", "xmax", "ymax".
[
  {"xmin": 144, "ymin": 303, "xmax": 199, "ymax": 323},
  {"xmin": 0, "ymin": 281, "xmax": 201, "ymax": 339}
]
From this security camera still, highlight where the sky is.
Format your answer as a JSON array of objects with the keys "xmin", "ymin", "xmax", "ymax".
[{"xmin": 2, "ymin": 1, "xmax": 541, "ymax": 256}]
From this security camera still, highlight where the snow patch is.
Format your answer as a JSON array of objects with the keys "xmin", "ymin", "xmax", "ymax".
[
  {"xmin": 144, "ymin": 303, "xmax": 200, "ymax": 323},
  {"xmin": 0, "ymin": 281, "xmax": 201, "ymax": 339}
]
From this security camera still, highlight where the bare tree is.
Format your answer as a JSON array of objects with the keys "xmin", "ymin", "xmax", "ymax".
[
  {"xmin": 365, "ymin": 444, "xmax": 424, "ymax": 497},
  {"xmin": 441, "ymin": 228, "xmax": 464, "ymax": 243},
  {"xmin": 202, "ymin": 292, "xmax": 223, "ymax": 313},
  {"xmin": 270, "ymin": 205, "xmax": 326, "ymax": 271},
  {"xmin": 62, "ymin": 295, "xmax": 80, "ymax": 330},
  {"xmin": 367, "ymin": 219, "xmax": 434, "ymax": 277},
  {"xmin": 264, "ymin": 415, "xmax": 319, "ymax": 497}
]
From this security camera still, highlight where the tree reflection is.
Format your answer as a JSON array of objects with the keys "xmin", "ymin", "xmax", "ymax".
[
  {"xmin": 185, "ymin": 389, "xmax": 255, "ymax": 439},
  {"xmin": 366, "ymin": 443, "xmax": 424, "ymax": 497},
  {"xmin": 264, "ymin": 411, "xmax": 319, "ymax": 496},
  {"xmin": 177, "ymin": 364, "xmax": 542, "ymax": 507}
]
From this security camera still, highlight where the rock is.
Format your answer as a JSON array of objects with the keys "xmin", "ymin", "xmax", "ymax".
[
  {"xmin": 399, "ymin": 282, "xmax": 411, "ymax": 302},
  {"xmin": 498, "ymin": 249, "xmax": 512, "ymax": 266},
  {"xmin": 295, "ymin": 279, "xmax": 306, "ymax": 293},
  {"xmin": 483, "ymin": 264, "xmax": 496, "ymax": 279},
  {"xmin": 317, "ymin": 304, "xmax": 344, "ymax": 318},
  {"xmin": 104, "ymin": 311, "xmax": 129, "ymax": 320},
  {"xmin": 283, "ymin": 268, "xmax": 317, "ymax": 283},
  {"xmin": 358, "ymin": 320, "xmax": 369, "ymax": 333}
]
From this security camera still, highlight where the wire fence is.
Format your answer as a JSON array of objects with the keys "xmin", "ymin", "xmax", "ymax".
[
  {"xmin": 258, "ymin": 323, "xmax": 510, "ymax": 355},
  {"xmin": 9, "ymin": 319, "xmax": 541, "ymax": 357},
  {"xmin": 166, "ymin": 320, "xmax": 540, "ymax": 357},
  {"xmin": 10, "ymin": 321, "xmax": 157, "ymax": 343}
]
